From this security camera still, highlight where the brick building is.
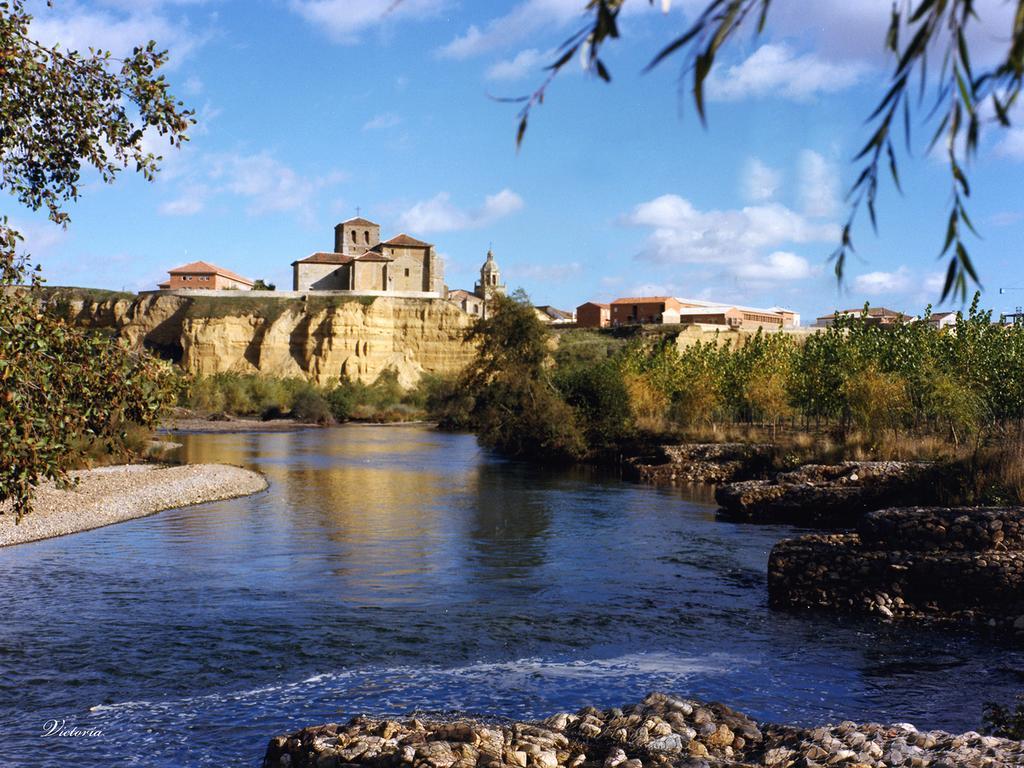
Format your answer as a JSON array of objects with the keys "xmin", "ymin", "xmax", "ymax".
[
  {"xmin": 576, "ymin": 301, "xmax": 610, "ymax": 328},
  {"xmin": 159, "ymin": 261, "xmax": 254, "ymax": 291}
]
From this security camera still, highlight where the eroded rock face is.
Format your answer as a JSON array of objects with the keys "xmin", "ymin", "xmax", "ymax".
[
  {"xmin": 768, "ymin": 506, "xmax": 1024, "ymax": 628},
  {"xmin": 715, "ymin": 462, "xmax": 941, "ymax": 527},
  {"xmin": 262, "ymin": 692, "xmax": 1024, "ymax": 768},
  {"xmin": 54, "ymin": 293, "xmax": 476, "ymax": 387},
  {"xmin": 625, "ymin": 444, "xmax": 774, "ymax": 486}
]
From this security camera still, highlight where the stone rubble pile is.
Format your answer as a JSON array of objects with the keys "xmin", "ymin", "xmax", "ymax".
[
  {"xmin": 625, "ymin": 444, "xmax": 773, "ymax": 486},
  {"xmin": 769, "ymin": 506, "xmax": 1024, "ymax": 627},
  {"xmin": 715, "ymin": 462, "xmax": 940, "ymax": 527},
  {"xmin": 263, "ymin": 693, "xmax": 1024, "ymax": 768}
]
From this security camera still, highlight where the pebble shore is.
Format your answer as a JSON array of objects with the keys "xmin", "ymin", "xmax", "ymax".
[
  {"xmin": 0, "ymin": 463, "xmax": 268, "ymax": 547},
  {"xmin": 263, "ymin": 692, "xmax": 1024, "ymax": 768}
]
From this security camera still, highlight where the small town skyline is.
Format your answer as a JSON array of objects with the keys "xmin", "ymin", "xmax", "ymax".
[{"xmin": 16, "ymin": 1, "xmax": 1024, "ymax": 322}]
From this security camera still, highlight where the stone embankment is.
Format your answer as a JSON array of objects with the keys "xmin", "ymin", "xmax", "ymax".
[
  {"xmin": 715, "ymin": 462, "xmax": 941, "ymax": 527},
  {"xmin": 625, "ymin": 444, "xmax": 773, "ymax": 486},
  {"xmin": 769, "ymin": 506, "xmax": 1024, "ymax": 628},
  {"xmin": 263, "ymin": 692, "xmax": 1023, "ymax": 768}
]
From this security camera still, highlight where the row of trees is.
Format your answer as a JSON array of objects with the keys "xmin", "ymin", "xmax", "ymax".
[{"xmin": 448, "ymin": 293, "xmax": 1024, "ymax": 462}]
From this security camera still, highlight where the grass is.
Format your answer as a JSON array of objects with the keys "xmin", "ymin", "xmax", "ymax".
[{"xmin": 40, "ymin": 285, "xmax": 137, "ymax": 303}]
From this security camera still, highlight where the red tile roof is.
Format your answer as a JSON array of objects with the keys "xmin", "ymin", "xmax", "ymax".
[
  {"xmin": 578, "ymin": 301, "xmax": 610, "ymax": 309},
  {"xmin": 167, "ymin": 260, "xmax": 254, "ymax": 285},
  {"xmin": 338, "ymin": 217, "xmax": 379, "ymax": 227},
  {"xmin": 355, "ymin": 252, "xmax": 392, "ymax": 262},
  {"xmin": 383, "ymin": 233, "xmax": 432, "ymax": 248},
  {"xmin": 610, "ymin": 296, "xmax": 677, "ymax": 304},
  {"xmin": 292, "ymin": 252, "xmax": 353, "ymax": 266}
]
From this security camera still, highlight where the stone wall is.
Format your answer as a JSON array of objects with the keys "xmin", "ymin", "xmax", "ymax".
[
  {"xmin": 715, "ymin": 462, "xmax": 942, "ymax": 527},
  {"xmin": 768, "ymin": 506, "xmax": 1024, "ymax": 628}
]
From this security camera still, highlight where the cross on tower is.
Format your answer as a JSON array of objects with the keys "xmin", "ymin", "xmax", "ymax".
[{"xmin": 356, "ymin": 206, "xmax": 361, "ymax": 217}]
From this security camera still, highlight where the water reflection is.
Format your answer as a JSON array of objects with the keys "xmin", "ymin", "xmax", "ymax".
[{"xmin": 0, "ymin": 425, "xmax": 1019, "ymax": 768}]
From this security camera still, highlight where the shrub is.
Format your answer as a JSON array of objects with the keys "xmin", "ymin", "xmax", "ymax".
[{"xmin": 290, "ymin": 388, "xmax": 332, "ymax": 424}]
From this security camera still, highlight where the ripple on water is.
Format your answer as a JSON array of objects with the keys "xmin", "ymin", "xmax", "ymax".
[{"xmin": 0, "ymin": 426, "xmax": 1020, "ymax": 767}]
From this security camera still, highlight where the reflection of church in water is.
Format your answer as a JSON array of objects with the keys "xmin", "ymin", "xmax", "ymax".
[{"xmin": 445, "ymin": 248, "xmax": 506, "ymax": 318}]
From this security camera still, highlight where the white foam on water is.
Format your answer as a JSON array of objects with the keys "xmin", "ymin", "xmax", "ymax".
[{"xmin": 88, "ymin": 650, "xmax": 746, "ymax": 719}]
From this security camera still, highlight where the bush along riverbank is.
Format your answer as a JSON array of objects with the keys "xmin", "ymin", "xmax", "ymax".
[
  {"xmin": 263, "ymin": 692, "xmax": 1024, "ymax": 768},
  {"xmin": 181, "ymin": 369, "xmax": 459, "ymax": 426},
  {"xmin": 434, "ymin": 292, "xmax": 1024, "ymax": 509}
]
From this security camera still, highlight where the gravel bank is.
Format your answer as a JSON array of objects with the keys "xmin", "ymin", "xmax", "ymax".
[
  {"xmin": 0, "ymin": 463, "xmax": 268, "ymax": 547},
  {"xmin": 161, "ymin": 417, "xmax": 319, "ymax": 433}
]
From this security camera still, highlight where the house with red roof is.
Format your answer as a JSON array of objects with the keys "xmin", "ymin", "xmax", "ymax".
[
  {"xmin": 159, "ymin": 261, "xmax": 254, "ymax": 291},
  {"xmin": 291, "ymin": 216, "xmax": 443, "ymax": 294}
]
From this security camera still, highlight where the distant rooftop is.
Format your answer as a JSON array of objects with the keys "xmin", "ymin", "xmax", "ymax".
[{"xmin": 167, "ymin": 260, "xmax": 253, "ymax": 285}]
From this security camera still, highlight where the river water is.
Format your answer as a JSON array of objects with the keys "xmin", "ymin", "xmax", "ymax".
[{"xmin": 1, "ymin": 426, "xmax": 1021, "ymax": 766}]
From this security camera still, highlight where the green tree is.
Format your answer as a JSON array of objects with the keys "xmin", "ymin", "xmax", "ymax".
[
  {"xmin": 0, "ymin": 1, "xmax": 192, "ymax": 518},
  {"xmin": 461, "ymin": 291, "xmax": 585, "ymax": 460}
]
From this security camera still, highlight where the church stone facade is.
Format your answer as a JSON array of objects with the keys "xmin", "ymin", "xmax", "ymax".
[
  {"xmin": 447, "ymin": 248, "xmax": 506, "ymax": 318},
  {"xmin": 291, "ymin": 217, "xmax": 443, "ymax": 294}
]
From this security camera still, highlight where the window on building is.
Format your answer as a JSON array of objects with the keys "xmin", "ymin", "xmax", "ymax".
[
  {"xmin": 351, "ymin": 231, "xmax": 357, "ymax": 243},
  {"xmin": 405, "ymin": 268, "xmax": 410, "ymax": 277},
  {"xmin": 364, "ymin": 231, "xmax": 370, "ymax": 244}
]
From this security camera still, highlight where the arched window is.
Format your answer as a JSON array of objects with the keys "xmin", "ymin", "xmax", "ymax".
[
  {"xmin": 364, "ymin": 231, "xmax": 369, "ymax": 244},
  {"xmin": 351, "ymin": 230, "xmax": 357, "ymax": 243}
]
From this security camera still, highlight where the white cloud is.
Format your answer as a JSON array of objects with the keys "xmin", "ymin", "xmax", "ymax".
[
  {"xmin": 439, "ymin": 0, "xmax": 674, "ymax": 60},
  {"xmin": 159, "ymin": 185, "xmax": 208, "ymax": 216},
  {"xmin": 708, "ymin": 44, "xmax": 864, "ymax": 102},
  {"xmin": 733, "ymin": 251, "xmax": 814, "ymax": 281},
  {"xmin": 995, "ymin": 128, "xmax": 1024, "ymax": 160},
  {"xmin": 628, "ymin": 194, "xmax": 838, "ymax": 266},
  {"xmin": 742, "ymin": 158, "xmax": 782, "ymax": 202},
  {"xmin": 400, "ymin": 189, "xmax": 524, "ymax": 233},
  {"xmin": 28, "ymin": 2, "xmax": 211, "ymax": 67},
  {"xmin": 157, "ymin": 151, "xmax": 346, "ymax": 218},
  {"xmin": 362, "ymin": 113, "xmax": 402, "ymax": 131},
  {"xmin": 290, "ymin": 0, "xmax": 447, "ymax": 44},
  {"xmin": 854, "ymin": 267, "xmax": 911, "ymax": 295},
  {"xmin": 798, "ymin": 150, "xmax": 840, "ymax": 218},
  {"xmin": 486, "ymin": 48, "xmax": 551, "ymax": 81}
]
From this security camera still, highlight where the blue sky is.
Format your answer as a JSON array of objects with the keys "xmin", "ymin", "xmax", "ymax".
[{"xmin": 14, "ymin": 0, "xmax": 1024, "ymax": 321}]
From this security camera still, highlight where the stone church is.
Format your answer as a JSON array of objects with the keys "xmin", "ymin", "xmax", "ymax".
[
  {"xmin": 447, "ymin": 248, "xmax": 506, "ymax": 318},
  {"xmin": 291, "ymin": 216, "xmax": 444, "ymax": 294}
]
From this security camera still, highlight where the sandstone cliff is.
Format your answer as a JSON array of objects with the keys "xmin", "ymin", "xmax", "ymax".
[{"xmin": 50, "ymin": 289, "xmax": 476, "ymax": 387}]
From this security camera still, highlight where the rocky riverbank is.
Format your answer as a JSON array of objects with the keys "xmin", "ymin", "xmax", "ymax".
[
  {"xmin": 769, "ymin": 506, "xmax": 1024, "ymax": 628},
  {"xmin": 263, "ymin": 692, "xmax": 1023, "ymax": 768},
  {"xmin": 624, "ymin": 444, "xmax": 773, "ymax": 486},
  {"xmin": 0, "ymin": 463, "xmax": 267, "ymax": 546},
  {"xmin": 715, "ymin": 462, "xmax": 942, "ymax": 527}
]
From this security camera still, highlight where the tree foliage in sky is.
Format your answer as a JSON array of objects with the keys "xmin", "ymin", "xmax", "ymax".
[
  {"xmin": 0, "ymin": 0, "xmax": 192, "ymax": 519},
  {"xmin": 504, "ymin": 0, "xmax": 1024, "ymax": 301}
]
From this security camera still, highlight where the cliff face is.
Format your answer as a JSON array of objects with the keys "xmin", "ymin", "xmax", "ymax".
[{"xmin": 55, "ymin": 291, "xmax": 476, "ymax": 387}]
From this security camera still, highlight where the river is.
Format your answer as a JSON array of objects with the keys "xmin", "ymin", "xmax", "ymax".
[{"xmin": 1, "ymin": 425, "xmax": 1020, "ymax": 766}]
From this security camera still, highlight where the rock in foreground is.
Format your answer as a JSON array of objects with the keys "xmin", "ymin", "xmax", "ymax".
[
  {"xmin": 263, "ymin": 692, "xmax": 1023, "ymax": 768},
  {"xmin": 716, "ymin": 462, "xmax": 940, "ymax": 527},
  {"xmin": 769, "ymin": 506, "xmax": 1024, "ymax": 627}
]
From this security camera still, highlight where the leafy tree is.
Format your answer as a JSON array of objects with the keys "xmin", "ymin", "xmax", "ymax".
[
  {"xmin": 460, "ymin": 291, "xmax": 586, "ymax": 460},
  {"xmin": 0, "ymin": 0, "xmax": 193, "ymax": 518},
  {"xmin": 252, "ymin": 279, "xmax": 277, "ymax": 291},
  {"xmin": 504, "ymin": 0, "xmax": 1024, "ymax": 300}
]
